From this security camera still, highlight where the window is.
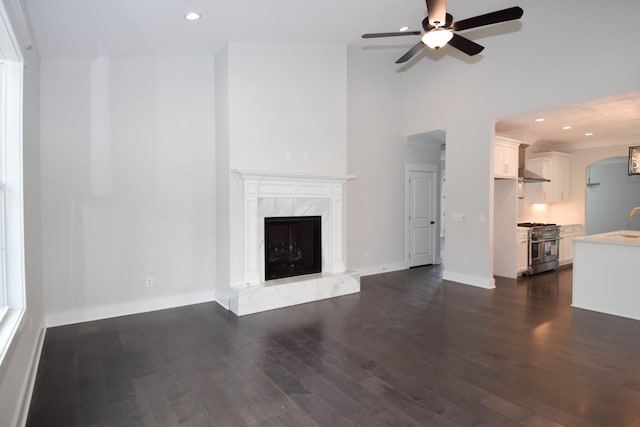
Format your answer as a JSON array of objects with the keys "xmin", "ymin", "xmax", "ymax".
[
  {"xmin": 0, "ymin": 60, "xmax": 7, "ymax": 323},
  {"xmin": 0, "ymin": 2, "xmax": 26, "ymax": 370}
]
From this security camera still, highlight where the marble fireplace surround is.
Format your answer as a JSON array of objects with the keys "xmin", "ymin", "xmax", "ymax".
[{"xmin": 229, "ymin": 170, "xmax": 360, "ymax": 316}]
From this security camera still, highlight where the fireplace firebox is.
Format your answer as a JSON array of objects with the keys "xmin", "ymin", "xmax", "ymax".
[{"xmin": 264, "ymin": 216, "xmax": 321, "ymax": 280}]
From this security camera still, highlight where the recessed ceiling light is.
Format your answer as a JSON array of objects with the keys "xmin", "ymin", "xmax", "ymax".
[
  {"xmin": 185, "ymin": 12, "xmax": 201, "ymax": 21},
  {"xmin": 399, "ymin": 26, "xmax": 409, "ymax": 32},
  {"xmin": 534, "ymin": 118, "xmax": 545, "ymax": 122},
  {"xmin": 561, "ymin": 125, "xmax": 572, "ymax": 130},
  {"xmin": 585, "ymin": 132, "xmax": 594, "ymax": 136}
]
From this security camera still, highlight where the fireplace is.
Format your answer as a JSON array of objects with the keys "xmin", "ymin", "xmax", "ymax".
[
  {"xmin": 228, "ymin": 170, "xmax": 359, "ymax": 316},
  {"xmin": 265, "ymin": 216, "xmax": 321, "ymax": 280}
]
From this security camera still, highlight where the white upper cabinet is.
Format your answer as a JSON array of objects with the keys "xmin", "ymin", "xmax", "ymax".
[
  {"xmin": 525, "ymin": 152, "xmax": 571, "ymax": 203},
  {"xmin": 494, "ymin": 136, "xmax": 520, "ymax": 179}
]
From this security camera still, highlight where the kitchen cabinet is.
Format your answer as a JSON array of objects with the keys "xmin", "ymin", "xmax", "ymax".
[
  {"xmin": 494, "ymin": 136, "xmax": 520, "ymax": 179},
  {"xmin": 525, "ymin": 152, "xmax": 571, "ymax": 203},
  {"xmin": 517, "ymin": 228, "xmax": 529, "ymax": 274},
  {"xmin": 559, "ymin": 224, "xmax": 582, "ymax": 265}
]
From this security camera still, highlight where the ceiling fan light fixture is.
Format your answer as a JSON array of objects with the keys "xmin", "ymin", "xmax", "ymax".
[{"xmin": 422, "ymin": 29, "xmax": 453, "ymax": 49}]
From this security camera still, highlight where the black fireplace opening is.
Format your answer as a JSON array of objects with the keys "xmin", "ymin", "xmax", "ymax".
[{"xmin": 265, "ymin": 216, "xmax": 322, "ymax": 281}]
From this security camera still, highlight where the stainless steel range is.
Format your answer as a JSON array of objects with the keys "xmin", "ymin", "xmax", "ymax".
[{"xmin": 518, "ymin": 223, "xmax": 560, "ymax": 275}]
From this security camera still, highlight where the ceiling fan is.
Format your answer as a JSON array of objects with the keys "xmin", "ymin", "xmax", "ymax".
[{"xmin": 362, "ymin": 0, "xmax": 523, "ymax": 63}]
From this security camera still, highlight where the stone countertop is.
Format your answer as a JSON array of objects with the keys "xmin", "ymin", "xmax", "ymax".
[{"xmin": 574, "ymin": 230, "xmax": 640, "ymax": 247}]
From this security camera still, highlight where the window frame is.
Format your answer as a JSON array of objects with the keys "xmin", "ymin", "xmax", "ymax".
[
  {"xmin": 0, "ymin": 60, "xmax": 7, "ymax": 322},
  {"xmin": 0, "ymin": 1, "xmax": 26, "ymax": 374}
]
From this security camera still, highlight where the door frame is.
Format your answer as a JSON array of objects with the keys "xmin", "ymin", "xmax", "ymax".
[{"xmin": 405, "ymin": 162, "xmax": 440, "ymax": 267}]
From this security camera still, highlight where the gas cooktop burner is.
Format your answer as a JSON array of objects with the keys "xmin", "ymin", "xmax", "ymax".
[{"xmin": 518, "ymin": 222, "xmax": 557, "ymax": 227}]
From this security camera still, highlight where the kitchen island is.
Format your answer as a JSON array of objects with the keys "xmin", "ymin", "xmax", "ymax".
[{"xmin": 572, "ymin": 230, "xmax": 640, "ymax": 320}]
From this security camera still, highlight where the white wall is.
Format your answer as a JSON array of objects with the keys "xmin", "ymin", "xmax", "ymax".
[
  {"xmin": 347, "ymin": 51, "xmax": 442, "ymax": 274},
  {"xmin": 40, "ymin": 56, "xmax": 216, "ymax": 326},
  {"xmin": 393, "ymin": 0, "xmax": 640, "ymax": 287},
  {"xmin": 0, "ymin": 0, "xmax": 44, "ymax": 425},
  {"xmin": 228, "ymin": 42, "xmax": 347, "ymax": 175},
  {"xmin": 549, "ymin": 140, "xmax": 634, "ymax": 226},
  {"xmin": 214, "ymin": 46, "xmax": 231, "ymax": 306},
  {"xmin": 585, "ymin": 156, "xmax": 640, "ymax": 234},
  {"xmin": 347, "ymin": 52, "xmax": 402, "ymax": 273}
]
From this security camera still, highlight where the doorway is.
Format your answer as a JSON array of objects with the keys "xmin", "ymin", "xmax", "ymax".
[{"xmin": 406, "ymin": 164, "xmax": 438, "ymax": 267}]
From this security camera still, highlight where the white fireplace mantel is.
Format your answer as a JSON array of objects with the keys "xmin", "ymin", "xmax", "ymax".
[
  {"xmin": 227, "ymin": 169, "xmax": 359, "ymax": 316},
  {"xmin": 232, "ymin": 169, "xmax": 355, "ymax": 183},
  {"xmin": 232, "ymin": 169, "xmax": 355, "ymax": 286}
]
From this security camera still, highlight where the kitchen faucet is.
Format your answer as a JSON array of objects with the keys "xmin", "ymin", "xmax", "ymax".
[{"xmin": 628, "ymin": 206, "xmax": 640, "ymax": 223}]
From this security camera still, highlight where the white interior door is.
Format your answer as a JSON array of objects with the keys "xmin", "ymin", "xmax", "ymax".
[{"xmin": 408, "ymin": 169, "xmax": 436, "ymax": 267}]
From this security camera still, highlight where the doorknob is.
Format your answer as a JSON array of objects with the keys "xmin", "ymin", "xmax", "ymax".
[{"xmin": 430, "ymin": 221, "xmax": 435, "ymax": 224}]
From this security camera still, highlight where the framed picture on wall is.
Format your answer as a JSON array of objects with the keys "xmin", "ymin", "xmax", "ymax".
[{"xmin": 629, "ymin": 146, "xmax": 640, "ymax": 175}]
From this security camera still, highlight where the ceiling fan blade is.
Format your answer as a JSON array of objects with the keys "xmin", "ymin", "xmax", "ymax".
[
  {"xmin": 362, "ymin": 31, "xmax": 422, "ymax": 39},
  {"xmin": 448, "ymin": 33, "xmax": 484, "ymax": 56},
  {"xmin": 426, "ymin": 0, "xmax": 447, "ymax": 27},
  {"xmin": 395, "ymin": 41, "xmax": 425, "ymax": 64},
  {"xmin": 452, "ymin": 6, "xmax": 523, "ymax": 32}
]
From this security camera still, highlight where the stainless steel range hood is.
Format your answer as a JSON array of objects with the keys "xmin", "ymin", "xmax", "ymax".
[{"xmin": 518, "ymin": 145, "xmax": 550, "ymax": 183}]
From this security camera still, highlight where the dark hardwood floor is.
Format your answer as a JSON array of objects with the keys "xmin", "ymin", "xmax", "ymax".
[{"xmin": 27, "ymin": 266, "xmax": 640, "ymax": 426}]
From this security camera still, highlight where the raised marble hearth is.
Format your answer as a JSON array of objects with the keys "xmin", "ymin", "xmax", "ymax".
[
  {"xmin": 230, "ymin": 271, "xmax": 360, "ymax": 316},
  {"xmin": 229, "ymin": 170, "xmax": 359, "ymax": 316}
]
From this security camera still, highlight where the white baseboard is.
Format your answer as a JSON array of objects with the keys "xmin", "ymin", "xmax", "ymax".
[
  {"xmin": 355, "ymin": 261, "xmax": 408, "ymax": 277},
  {"xmin": 15, "ymin": 325, "xmax": 46, "ymax": 427},
  {"xmin": 45, "ymin": 290, "xmax": 216, "ymax": 327},
  {"xmin": 443, "ymin": 270, "xmax": 496, "ymax": 289},
  {"xmin": 214, "ymin": 288, "xmax": 232, "ymax": 310}
]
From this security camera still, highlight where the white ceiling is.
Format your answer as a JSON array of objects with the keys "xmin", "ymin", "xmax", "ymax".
[
  {"xmin": 23, "ymin": 1, "xmax": 640, "ymax": 148},
  {"xmin": 25, "ymin": 0, "xmax": 429, "ymax": 57},
  {"xmin": 496, "ymin": 92, "xmax": 640, "ymax": 148}
]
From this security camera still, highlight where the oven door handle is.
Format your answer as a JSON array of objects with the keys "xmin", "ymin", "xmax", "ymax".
[{"xmin": 531, "ymin": 237, "xmax": 558, "ymax": 243}]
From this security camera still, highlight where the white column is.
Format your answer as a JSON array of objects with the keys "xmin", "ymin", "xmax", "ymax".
[
  {"xmin": 331, "ymin": 183, "xmax": 345, "ymax": 273},
  {"xmin": 244, "ymin": 179, "xmax": 260, "ymax": 285}
]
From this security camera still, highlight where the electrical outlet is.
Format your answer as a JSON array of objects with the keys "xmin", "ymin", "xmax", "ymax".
[
  {"xmin": 145, "ymin": 276, "xmax": 154, "ymax": 287},
  {"xmin": 463, "ymin": 257, "xmax": 470, "ymax": 267}
]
